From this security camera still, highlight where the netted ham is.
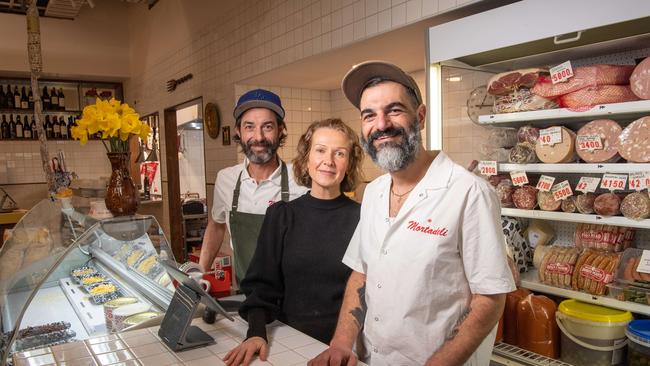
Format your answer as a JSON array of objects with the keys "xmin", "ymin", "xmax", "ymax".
[
  {"xmin": 630, "ymin": 57, "xmax": 650, "ymax": 99},
  {"xmin": 619, "ymin": 116, "xmax": 650, "ymax": 163},
  {"xmin": 559, "ymin": 85, "xmax": 640, "ymax": 109},
  {"xmin": 487, "ymin": 68, "xmax": 548, "ymax": 96},
  {"xmin": 532, "ymin": 64, "xmax": 635, "ymax": 98},
  {"xmin": 494, "ymin": 88, "xmax": 559, "ymax": 113}
]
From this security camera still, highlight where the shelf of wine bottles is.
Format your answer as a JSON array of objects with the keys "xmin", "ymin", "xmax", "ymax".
[
  {"xmin": 0, "ymin": 84, "xmax": 69, "ymax": 112},
  {"xmin": 0, "ymin": 113, "xmax": 78, "ymax": 141}
]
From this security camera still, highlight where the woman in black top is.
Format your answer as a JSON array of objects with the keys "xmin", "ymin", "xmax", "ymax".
[{"xmin": 224, "ymin": 118, "xmax": 364, "ymax": 366}]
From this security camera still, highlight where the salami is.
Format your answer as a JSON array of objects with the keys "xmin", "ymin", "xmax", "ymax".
[
  {"xmin": 575, "ymin": 119, "xmax": 622, "ymax": 163},
  {"xmin": 513, "ymin": 185, "xmax": 537, "ymax": 210},
  {"xmin": 497, "ymin": 180, "xmax": 515, "ymax": 208},
  {"xmin": 561, "ymin": 196, "xmax": 577, "ymax": 213},
  {"xmin": 532, "ymin": 64, "xmax": 635, "ymax": 98},
  {"xmin": 619, "ymin": 116, "xmax": 650, "ymax": 163},
  {"xmin": 494, "ymin": 88, "xmax": 558, "ymax": 113},
  {"xmin": 630, "ymin": 56, "xmax": 650, "ymax": 99},
  {"xmin": 538, "ymin": 191, "xmax": 561, "ymax": 211},
  {"xmin": 487, "ymin": 68, "xmax": 548, "ymax": 96},
  {"xmin": 487, "ymin": 128, "xmax": 518, "ymax": 148},
  {"xmin": 509, "ymin": 142, "xmax": 538, "ymax": 164},
  {"xmin": 517, "ymin": 126, "xmax": 540, "ymax": 144},
  {"xmin": 621, "ymin": 192, "xmax": 650, "ymax": 221},
  {"xmin": 535, "ymin": 126, "xmax": 576, "ymax": 163},
  {"xmin": 560, "ymin": 85, "xmax": 640, "ymax": 109},
  {"xmin": 576, "ymin": 193, "xmax": 596, "ymax": 214},
  {"xmin": 594, "ymin": 193, "xmax": 621, "ymax": 216}
]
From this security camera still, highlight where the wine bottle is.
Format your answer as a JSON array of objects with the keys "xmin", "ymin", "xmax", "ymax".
[
  {"xmin": 28, "ymin": 87, "xmax": 34, "ymax": 109},
  {"xmin": 67, "ymin": 116, "xmax": 74, "ymax": 138},
  {"xmin": 23, "ymin": 115, "xmax": 31, "ymax": 139},
  {"xmin": 0, "ymin": 86, "xmax": 6, "ymax": 109},
  {"xmin": 143, "ymin": 175, "xmax": 151, "ymax": 200},
  {"xmin": 9, "ymin": 115, "xmax": 16, "ymax": 139},
  {"xmin": 20, "ymin": 86, "xmax": 28, "ymax": 109},
  {"xmin": 13, "ymin": 86, "xmax": 20, "ymax": 109},
  {"xmin": 6, "ymin": 85, "xmax": 14, "ymax": 109},
  {"xmin": 15, "ymin": 115, "xmax": 23, "ymax": 139},
  {"xmin": 58, "ymin": 88, "xmax": 65, "ymax": 111},
  {"xmin": 50, "ymin": 87, "xmax": 59, "ymax": 110},
  {"xmin": 30, "ymin": 115, "xmax": 37, "ymax": 140},
  {"xmin": 45, "ymin": 115, "xmax": 53, "ymax": 138},
  {"xmin": 52, "ymin": 115, "xmax": 61, "ymax": 139},
  {"xmin": 0, "ymin": 115, "xmax": 9, "ymax": 139},
  {"xmin": 42, "ymin": 86, "xmax": 50, "ymax": 110},
  {"xmin": 59, "ymin": 115, "xmax": 68, "ymax": 139}
]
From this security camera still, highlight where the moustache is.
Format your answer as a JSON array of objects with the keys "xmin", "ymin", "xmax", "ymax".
[
  {"xmin": 246, "ymin": 139, "xmax": 274, "ymax": 149},
  {"xmin": 367, "ymin": 127, "xmax": 406, "ymax": 145}
]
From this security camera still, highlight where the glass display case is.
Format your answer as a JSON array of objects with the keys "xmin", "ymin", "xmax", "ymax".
[{"xmin": 0, "ymin": 199, "xmax": 177, "ymax": 365}]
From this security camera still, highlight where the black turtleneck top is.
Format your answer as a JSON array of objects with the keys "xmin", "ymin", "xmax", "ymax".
[{"xmin": 238, "ymin": 192, "xmax": 360, "ymax": 344}]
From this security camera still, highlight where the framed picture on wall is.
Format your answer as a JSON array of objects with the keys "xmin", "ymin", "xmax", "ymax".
[{"xmin": 222, "ymin": 126, "xmax": 231, "ymax": 145}]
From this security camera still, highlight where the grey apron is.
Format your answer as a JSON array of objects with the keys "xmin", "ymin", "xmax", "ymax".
[{"xmin": 230, "ymin": 161, "xmax": 289, "ymax": 283}]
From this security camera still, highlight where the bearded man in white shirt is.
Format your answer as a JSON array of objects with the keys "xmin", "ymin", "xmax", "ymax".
[{"xmin": 309, "ymin": 61, "xmax": 516, "ymax": 366}]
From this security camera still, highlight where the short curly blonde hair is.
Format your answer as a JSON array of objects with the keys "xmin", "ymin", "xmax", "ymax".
[{"xmin": 293, "ymin": 118, "xmax": 364, "ymax": 192}]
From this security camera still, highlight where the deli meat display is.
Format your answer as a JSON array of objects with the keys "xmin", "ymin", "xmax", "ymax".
[{"xmin": 428, "ymin": 1, "xmax": 650, "ymax": 365}]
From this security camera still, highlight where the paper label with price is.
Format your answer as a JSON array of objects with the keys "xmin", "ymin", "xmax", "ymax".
[
  {"xmin": 510, "ymin": 171, "xmax": 529, "ymax": 186},
  {"xmin": 536, "ymin": 175, "xmax": 555, "ymax": 192},
  {"xmin": 550, "ymin": 60, "xmax": 574, "ymax": 84},
  {"xmin": 600, "ymin": 173, "xmax": 627, "ymax": 191},
  {"xmin": 478, "ymin": 161, "xmax": 497, "ymax": 176},
  {"xmin": 551, "ymin": 180, "xmax": 573, "ymax": 201},
  {"xmin": 636, "ymin": 250, "xmax": 650, "ymax": 274},
  {"xmin": 629, "ymin": 171, "xmax": 650, "ymax": 191},
  {"xmin": 576, "ymin": 135, "xmax": 603, "ymax": 151},
  {"xmin": 539, "ymin": 127, "xmax": 562, "ymax": 146},
  {"xmin": 576, "ymin": 177, "xmax": 600, "ymax": 193}
]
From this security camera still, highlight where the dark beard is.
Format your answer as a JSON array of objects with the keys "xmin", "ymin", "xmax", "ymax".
[
  {"xmin": 361, "ymin": 119, "xmax": 421, "ymax": 172},
  {"xmin": 240, "ymin": 138, "xmax": 279, "ymax": 164}
]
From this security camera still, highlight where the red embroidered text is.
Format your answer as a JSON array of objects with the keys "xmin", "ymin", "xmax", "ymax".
[{"xmin": 407, "ymin": 221, "xmax": 449, "ymax": 237}]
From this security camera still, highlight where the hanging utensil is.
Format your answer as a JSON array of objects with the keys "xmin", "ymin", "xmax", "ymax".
[
  {"xmin": 136, "ymin": 140, "xmax": 146, "ymax": 163},
  {"xmin": 166, "ymin": 73, "xmax": 193, "ymax": 93}
]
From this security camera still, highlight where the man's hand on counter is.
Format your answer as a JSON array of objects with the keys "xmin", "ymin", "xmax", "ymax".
[
  {"xmin": 223, "ymin": 336, "xmax": 268, "ymax": 366},
  {"xmin": 308, "ymin": 344, "xmax": 358, "ymax": 366}
]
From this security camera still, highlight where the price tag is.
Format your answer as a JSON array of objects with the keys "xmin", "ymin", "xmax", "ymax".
[
  {"xmin": 637, "ymin": 250, "xmax": 650, "ymax": 274},
  {"xmin": 551, "ymin": 180, "xmax": 573, "ymax": 201},
  {"xmin": 576, "ymin": 135, "xmax": 603, "ymax": 151},
  {"xmin": 629, "ymin": 171, "xmax": 650, "ymax": 191},
  {"xmin": 536, "ymin": 175, "xmax": 555, "ymax": 192},
  {"xmin": 575, "ymin": 177, "xmax": 600, "ymax": 193},
  {"xmin": 510, "ymin": 171, "xmax": 529, "ymax": 187},
  {"xmin": 539, "ymin": 127, "xmax": 562, "ymax": 146},
  {"xmin": 550, "ymin": 60, "xmax": 574, "ymax": 84},
  {"xmin": 478, "ymin": 161, "xmax": 497, "ymax": 176},
  {"xmin": 600, "ymin": 173, "xmax": 627, "ymax": 192}
]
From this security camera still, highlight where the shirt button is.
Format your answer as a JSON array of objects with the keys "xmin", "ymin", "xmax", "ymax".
[
  {"xmin": 373, "ymin": 347, "xmax": 378, "ymax": 353},
  {"xmin": 382, "ymin": 249, "xmax": 388, "ymax": 255},
  {"xmin": 419, "ymin": 193, "xmax": 423, "ymax": 197},
  {"xmin": 374, "ymin": 316, "xmax": 379, "ymax": 321},
  {"xmin": 377, "ymin": 283, "xmax": 382, "ymax": 288}
]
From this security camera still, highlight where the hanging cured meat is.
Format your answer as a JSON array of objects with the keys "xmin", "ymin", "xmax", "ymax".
[
  {"xmin": 532, "ymin": 64, "xmax": 635, "ymax": 98},
  {"xmin": 560, "ymin": 85, "xmax": 640, "ymax": 109}
]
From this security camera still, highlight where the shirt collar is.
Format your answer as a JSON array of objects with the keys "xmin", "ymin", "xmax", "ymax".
[
  {"xmin": 419, "ymin": 151, "xmax": 454, "ymax": 190},
  {"xmin": 241, "ymin": 157, "xmax": 283, "ymax": 185}
]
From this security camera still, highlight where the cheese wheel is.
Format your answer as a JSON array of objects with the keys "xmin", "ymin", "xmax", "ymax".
[
  {"xmin": 630, "ymin": 56, "xmax": 650, "ymax": 99},
  {"xmin": 619, "ymin": 116, "xmax": 650, "ymax": 163},
  {"xmin": 535, "ymin": 126, "xmax": 576, "ymax": 163},
  {"xmin": 576, "ymin": 119, "xmax": 622, "ymax": 163}
]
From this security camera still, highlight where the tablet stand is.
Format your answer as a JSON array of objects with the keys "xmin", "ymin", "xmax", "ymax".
[{"xmin": 158, "ymin": 283, "xmax": 215, "ymax": 351}]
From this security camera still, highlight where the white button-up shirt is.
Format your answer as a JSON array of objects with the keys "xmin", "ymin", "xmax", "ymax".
[
  {"xmin": 211, "ymin": 159, "xmax": 308, "ymax": 247},
  {"xmin": 343, "ymin": 152, "xmax": 515, "ymax": 365}
]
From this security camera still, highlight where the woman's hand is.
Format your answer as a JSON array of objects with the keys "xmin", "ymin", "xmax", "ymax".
[{"xmin": 223, "ymin": 336, "xmax": 269, "ymax": 366}]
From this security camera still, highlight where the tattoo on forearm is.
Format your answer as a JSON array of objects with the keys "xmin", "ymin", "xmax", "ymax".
[
  {"xmin": 350, "ymin": 283, "xmax": 367, "ymax": 329},
  {"xmin": 445, "ymin": 306, "xmax": 472, "ymax": 341}
]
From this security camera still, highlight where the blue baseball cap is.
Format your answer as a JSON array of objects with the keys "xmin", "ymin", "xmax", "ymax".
[{"xmin": 233, "ymin": 89, "xmax": 285, "ymax": 120}]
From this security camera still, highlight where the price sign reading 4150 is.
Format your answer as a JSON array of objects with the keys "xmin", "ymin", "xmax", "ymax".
[
  {"xmin": 478, "ymin": 161, "xmax": 497, "ymax": 176},
  {"xmin": 600, "ymin": 173, "xmax": 627, "ymax": 191},
  {"xmin": 551, "ymin": 180, "xmax": 573, "ymax": 202},
  {"xmin": 536, "ymin": 175, "xmax": 555, "ymax": 192},
  {"xmin": 510, "ymin": 171, "xmax": 529, "ymax": 187},
  {"xmin": 629, "ymin": 172, "xmax": 650, "ymax": 191}
]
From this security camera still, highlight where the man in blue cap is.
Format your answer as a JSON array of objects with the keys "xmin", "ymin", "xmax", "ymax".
[{"xmin": 199, "ymin": 89, "xmax": 308, "ymax": 282}]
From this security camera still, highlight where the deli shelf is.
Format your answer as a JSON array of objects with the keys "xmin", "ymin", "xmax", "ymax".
[
  {"xmin": 501, "ymin": 208, "xmax": 650, "ymax": 229},
  {"xmin": 498, "ymin": 163, "xmax": 650, "ymax": 174},
  {"xmin": 477, "ymin": 100, "xmax": 650, "ymax": 127},
  {"xmin": 520, "ymin": 269, "xmax": 650, "ymax": 316}
]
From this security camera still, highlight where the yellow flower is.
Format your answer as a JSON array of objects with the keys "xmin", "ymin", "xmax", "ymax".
[
  {"xmin": 70, "ymin": 125, "xmax": 89, "ymax": 145},
  {"xmin": 138, "ymin": 123, "xmax": 152, "ymax": 141}
]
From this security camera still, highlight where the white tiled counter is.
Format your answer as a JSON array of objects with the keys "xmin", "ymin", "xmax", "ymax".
[{"xmin": 12, "ymin": 316, "xmax": 368, "ymax": 366}]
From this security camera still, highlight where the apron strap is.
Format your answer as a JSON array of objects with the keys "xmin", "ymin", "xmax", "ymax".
[
  {"xmin": 231, "ymin": 171, "xmax": 243, "ymax": 211},
  {"xmin": 280, "ymin": 161, "xmax": 289, "ymax": 202}
]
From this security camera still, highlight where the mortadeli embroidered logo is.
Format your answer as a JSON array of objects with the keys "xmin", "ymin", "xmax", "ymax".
[{"xmin": 406, "ymin": 220, "xmax": 449, "ymax": 237}]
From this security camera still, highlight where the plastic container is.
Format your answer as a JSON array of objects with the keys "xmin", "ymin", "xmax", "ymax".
[
  {"xmin": 557, "ymin": 299, "xmax": 632, "ymax": 365},
  {"xmin": 607, "ymin": 282, "xmax": 650, "ymax": 305},
  {"xmin": 626, "ymin": 320, "xmax": 650, "ymax": 366},
  {"xmin": 616, "ymin": 248, "xmax": 650, "ymax": 288}
]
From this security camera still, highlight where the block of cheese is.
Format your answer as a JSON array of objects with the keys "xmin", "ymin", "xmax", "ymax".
[
  {"xmin": 524, "ymin": 219, "xmax": 556, "ymax": 248},
  {"xmin": 619, "ymin": 116, "xmax": 650, "ymax": 163},
  {"xmin": 576, "ymin": 119, "xmax": 622, "ymax": 163},
  {"xmin": 535, "ymin": 126, "xmax": 576, "ymax": 163}
]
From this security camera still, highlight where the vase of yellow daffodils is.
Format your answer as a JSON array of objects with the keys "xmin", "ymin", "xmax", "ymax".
[{"xmin": 71, "ymin": 98, "xmax": 151, "ymax": 216}]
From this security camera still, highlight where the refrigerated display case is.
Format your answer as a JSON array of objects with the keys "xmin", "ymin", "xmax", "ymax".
[{"xmin": 0, "ymin": 199, "xmax": 176, "ymax": 366}]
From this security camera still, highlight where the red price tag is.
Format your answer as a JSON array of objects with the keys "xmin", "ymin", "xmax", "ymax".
[
  {"xmin": 550, "ymin": 60, "xmax": 574, "ymax": 84},
  {"xmin": 576, "ymin": 135, "xmax": 603, "ymax": 151},
  {"xmin": 510, "ymin": 171, "xmax": 529, "ymax": 187},
  {"xmin": 478, "ymin": 161, "xmax": 497, "ymax": 176},
  {"xmin": 629, "ymin": 172, "xmax": 650, "ymax": 191},
  {"xmin": 576, "ymin": 177, "xmax": 600, "ymax": 193},
  {"xmin": 536, "ymin": 175, "xmax": 555, "ymax": 192},
  {"xmin": 600, "ymin": 173, "xmax": 627, "ymax": 191},
  {"xmin": 551, "ymin": 180, "xmax": 573, "ymax": 201},
  {"xmin": 539, "ymin": 127, "xmax": 562, "ymax": 146}
]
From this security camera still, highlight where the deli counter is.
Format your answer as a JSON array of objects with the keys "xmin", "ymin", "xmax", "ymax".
[{"xmin": 0, "ymin": 199, "xmax": 176, "ymax": 365}]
